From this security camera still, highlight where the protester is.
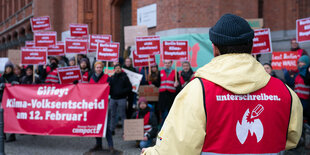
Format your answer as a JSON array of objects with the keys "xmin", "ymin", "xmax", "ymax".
[
  {"xmin": 108, "ymin": 64, "xmax": 132, "ymax": 134},
  {"xmin": 132, "ymin": 97, "xmax": 158, "ymax": 149},
  {"xmin": 88, "ymin": 61, "xmax": 114, "ymax": 152},
  {"xmin": 56, "ymin": 56, "xmax": 68, "ymax": 67},
  {"xmin": 158, "ymin": 60, "xmax": 179, "ymax": 126},
  {"xmin": 123, "ymin": 57, "xmax": 136, "ymax": 72},
  {"xmin": 147, "ymin": 64, "xmax": 161, "ymax": 122},
  {"xmin": 139, "ymin": 67, "xmax": 150, "ymax": 85},
  {"xmin": 45, "ymin": 57, "xmax": 59, "ymax": 84},
  {"xmin": 80, "ymin": 58, "xmax": 91, "ymax": 83},
  {"xmin": 284, "ymin": 55, "xmax": 310, "ymax": 109},
  {"xmin": 142, "ymin": 13, "xmax": 302, "ymax": 155},
  {"xmin": 0, "ymin": 61, "xmax": 19, "ymax": 142},
  {"xmin": 69, "ymin": 57, "xmax": 76, "ymax": 66},
  {"xmin": 148, "ymin": 65, "xmax": 161, "ymax": 87},
  {"xmin": 291, "ymin": 38, "xmax": 308, "ymax": 57},
  {"xmin": 179, "ymin": 61, "xmax": 195, "ymax": 89},
  {"xmin": 13, "ymin": 64, "xmax": 24, "ymax": 83},
  {"xmin": 263, "ymin": 63, "xmax": 279, "ymax": 79},
  {"xmin": 21, "ymin": 65, "xmax": 41, "ymax": 84},
  {"xmin": 123, "ymin": 57, "xmax": 137, "ymax": 118}
]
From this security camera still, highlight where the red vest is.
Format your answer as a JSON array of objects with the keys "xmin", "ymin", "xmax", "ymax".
[
  {"xmin": 179, "ymin": 71, "xmax": 195, "ymax": 87},
  {"xmin": 45, "ymin": 69, "xmax": 59, "ymax": 83},
  {"xmin": 89, "ymin": 74, "xmax": 108, "ymax": 84},
  {"xmin": 82, "ymin": 71, "xmax": 89, "ymax": 83},
  {"xmin": 200, "ymin": 77, "xmax": 292, "ymax": 154},
  {"xmin": 159, "ymin": 70, "xmax": 176, "ymax": 93},
  {"xmin": 294, "ymin": 74, "xmax": 310, "ymax": 99},
  {"xmin": 136, "ymin": 111, "xmax": 152, "ymax": 133}
]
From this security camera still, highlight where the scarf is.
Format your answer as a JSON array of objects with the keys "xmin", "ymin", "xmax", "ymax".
[
  {"xmin": 138, "ymin": 106, "xmax": 150, "ymax": 118},
  {"xmin": 92, "ymin": 72, "xmax": 103, "ymax": 83},
  {"xmin": 181, "ymin": 68, "xmax": 194, "ymax": 81}
]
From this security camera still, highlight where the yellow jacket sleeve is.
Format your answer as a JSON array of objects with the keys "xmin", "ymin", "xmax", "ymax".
[
  {"xmin": 143, "ymin": 78, "xmax": 206, "ymax": 155},
  {"xmin": 285, "ymin": 86, "xmax": 303, "ymax": 150}
]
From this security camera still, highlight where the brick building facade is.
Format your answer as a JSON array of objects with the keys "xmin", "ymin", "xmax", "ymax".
[{"xmin": 0, "ymin": 0, "xmax": 309, "ymax": 57}]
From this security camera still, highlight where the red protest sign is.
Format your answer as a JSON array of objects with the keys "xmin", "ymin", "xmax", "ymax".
[
  {"xmin": 132, "ymin": 50, "xmax": 156, "ymax": 67},
  {"xmin": 89, "ymin": 35, "xmax": 112, "ymax": 51},
  {"xmin": 2, "ymin": 83, "xmax": 110, "ymax": 137},
  {"xmin": 162, "ymin": 41, "xmax": 189, "ymax": 61},
  {"xmin": 296, "ymin": 17, "xmax": 310, "ymax": 43},
  {"xmin": 271, "ymin": 51, "xmax": 299, "ymax": 70},
  {"xmin": 21, "ymin": 47, "xmax": 47, "ymax": 65},
  {"xmin": 70, "ymin": 24, "xmax": 88, "ymax": 37},
  {"xmin": 48, "ymin": 42, "xmax": 65, "ymax": 56},
  {"xmin": 30, "ymin": 16, "xmax": 51, "ymax": 32},
  {"xmin": 65, "ymin": 37, "xmax": 88, "ymax": 54},
  {"xmin": 34, "ymin": 31, "xmax": 57, "ymax": 48},
  {"xmin": 25, "ymin": 41, "xmax": 35, "ymax": 47},
  {"xmin": 58, "ymin": 66, "xmax": 82, "ymax": 84},
  {"xmin": 136, "ymin": 36, "xmax": 160, "ymax": 55},
  {"xmin": 252, "ymin": 28, "xmax": 272, "ymax": 55},
  {"xmin": 97, "ymin": 42, "xmax": 119, "ymax": 61}
]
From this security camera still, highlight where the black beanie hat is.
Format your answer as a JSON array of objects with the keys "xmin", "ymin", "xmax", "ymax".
[{"xmin": 209, "ymin": 14, "xmax": 254, "ymax": 46}]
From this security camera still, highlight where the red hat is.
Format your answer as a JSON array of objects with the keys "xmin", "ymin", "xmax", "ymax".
[{"xmin": 138, "ymin": 97, "xmax": 147, "ymax": 105}]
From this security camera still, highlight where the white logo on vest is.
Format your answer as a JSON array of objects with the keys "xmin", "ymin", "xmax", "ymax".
[{"xmin": 236, "ymin": 104, "xmax": 264, "ymax": 144}]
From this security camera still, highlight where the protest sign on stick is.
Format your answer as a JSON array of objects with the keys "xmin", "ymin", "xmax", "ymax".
[
  {"xmin": 252, "ymin": 28, "xmax": 272, "ymax": 55},
  {"xmin": 136, "ymin": 36, "xmax": 160, "ymax": 55},
  {"xmin": 30, "ymin": 16, "xmax": 51, "ymax": 31},
  {"xmin": 96, "ymin": 42, "xmax": 120, "ymax": 62},
  {"xmin": 65, "ymin": 37, "xmax": 88, "ymax": 54},
  {"xmin": 271, "ymin": 51, "xmax": 299, "ymax": 70},
  {"xmin": 21, "ymin": 47, "xmax": 47, "ymax": 65},
  {"xmin": 34, "ymin": 31, "xmax": 57, "ymax": 48},
  {"xmin": 296, "ymin": 17, "xmax": 310, "ymax": 43},
  {"xmin": 58, "ymin": 66, "xmax": 82, "ymax": 84},
  {"xmin": 70, "ymin": 24, "xmax": 88, "ymax": 37}
]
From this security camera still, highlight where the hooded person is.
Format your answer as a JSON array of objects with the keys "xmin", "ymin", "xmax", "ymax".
[
  {"xmin": 131, "ymin": 97, "xmax": 158, "ymax": 149},
  {"xmin": 21, "ymin": 65, "xmax": 41, "ymax": 84},
  {"xmin": 142, "ymin": 14, "xmax": 302, "ymax": 155},
  {"xmin": 0, "ymin": 61, "xmax": 19, "ymax": 142},
  {"xmin": 45, "ymin": 57, "xmax": 59, "ymax": 84},
  {"xmin": 80, "ymin": 58, "xmax": 91, "ymax": 83}
]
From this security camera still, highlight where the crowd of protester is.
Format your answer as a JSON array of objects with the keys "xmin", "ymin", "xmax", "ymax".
[{"xmin": 0, "ymin": 38, "xmax": 310, "ymax": 151}]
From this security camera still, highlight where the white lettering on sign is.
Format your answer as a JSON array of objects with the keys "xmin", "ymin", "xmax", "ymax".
[
  {"xmin": 216, "ymin": 93, "xmax": 281, "ymax": 101},
  {"xmin": 37, "ymin": 86, "xmax": 69, "ymax": 97}
]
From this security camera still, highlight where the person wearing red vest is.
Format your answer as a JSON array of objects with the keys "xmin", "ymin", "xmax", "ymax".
[
  {"xmin": 158, "ymin": 60, "xmax": 180, "ymax": 127},
  {"xmin": 88, "ymin": 61, "xmax": 114, "ymax": 153},
  {"xmin": 80, "ymin": 58, "xmax": 91, "ymax": 83},
  {"xmin": 131, "ymin": 97, "xmax": 158, "ymax": 149},
  {"xmin": 142, "ymin": 14, "xmax": 302, "ymax": 155},
  {"xmin": 45, "ymin": 57, "xmax": 59, "ymax": 84},
  {"xmin": 291, "ymin": 38, "xmax": 308, "ymax": 58},
  {"xmin": 179, "ymin": 61, "xmax": 195, "ymax": 89}
]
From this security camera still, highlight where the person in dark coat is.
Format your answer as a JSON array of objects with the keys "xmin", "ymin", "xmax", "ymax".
[
  {"xmin": 108, "ymin": 64, "xmax": 132, "ymax": 134},
  {"xmin": 123, "ymin": 57, "xmax": 137, "ymax": 118},
  {"xmin": 179, "ymin": 61, "xmax": 195, "ymax": 89},
  {"xmin": 13, "ymin": 64, "xmax": 24, "ymax": 83},
  {"xmin": 21, "ymin": 65, "xmax": 41, "ymax": 84},
  {"xmin": 0, "ymin": 61, "xmax": 19, "ymax": 142},
  {"xmin": 131, "ymin": 97, "xmax": 158, "ymax": 149}
]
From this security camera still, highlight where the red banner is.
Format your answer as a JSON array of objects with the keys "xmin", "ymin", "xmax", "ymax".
[
  {"xmin": 132, "ymin": 50, "xmax": 156, "ymax": 67},
  {"xmin": 89, "ymin": 35, "xmax": 112, "ymax": 51},
  {"xmin": 70, "ymin": 24, "xmax": 88, "ymax": 37},
  {"xmin": 34, "ymin": 31, "xmax": 57, "ymax": 48},
  {"xmin": 25, "ymin": 41, "xmax": 35, "ymax": 47},
  {"xmin": 136, "ymin": 36, "xmax": 160, "ymax": 55},
  {"xmin": 296, "ymin": 17, "xmax": 310, "ymax": 43},
  {"xmin": 65, "ymin": 38, "xmax": 88, "ymax": 54},
  {"xmin": 21, "ymin": 47, "xmax": 47, "ymax": 65},
  {"xmin": 252, "ymin": 28, "xmax": 272, "ymax": 55},
  {"xmin": 2, "ymin": 84, "xmax": 109, "ymax": 137},
  {"xmin": 30, "ymin": 16, "xmax": 51, "ymax": 32},
  {"xmin": 58, "ymin": 66, "xmax": 82, "ymax": 84},
  {"xmin": 48, "ymin": 42, "xmax": 65, "ymax": 56},
  {"xmin": 162, "ymin": 41, "xmax": 189, "ymax": 61},
  {"xmin": 97, "ymin": 42, "xmax": 119, "ymax": 61},
  {"xmin": 271, "ymin": 51, "xmax": 299, "ymax": 70}
]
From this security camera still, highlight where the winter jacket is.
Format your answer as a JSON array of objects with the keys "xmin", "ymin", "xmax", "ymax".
[
  {"xmin": 0, "ymin": 73, "xmax": 19, "ymax": 101},
  {"xmin": 143, "ymin": 54, "xmax": 303, "ymax": 155},
  {"xmin": 108, "ymin": 72, "xmax": 132, "ymax": 99},
  {"xmin": 132, "ymin": 107, "xmax": 158, "ymax": 139},
  {"xmin": 21, "ymin": 75, "xmax": 41, "ymax": 84}
]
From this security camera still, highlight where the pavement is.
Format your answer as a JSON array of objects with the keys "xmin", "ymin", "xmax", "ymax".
[
  {"xmin": 4, "ymin": 128, "xmax": 141, "ymax": 155},
  {"xmin": 4, "ymin": 128, "xmax": 310, "ymax": 155}
]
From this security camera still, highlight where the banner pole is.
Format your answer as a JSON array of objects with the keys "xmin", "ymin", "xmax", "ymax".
[
  {"xmin": 33, "ymin": 65, "xmax": 35, "ymax": 84},
  {"xmin": 175, "ymin": 61, "xmax": 177, "ymax": 82},
  {"xmin": 75, "ymin": 55, "xmax": 78, "ymax": 66},
  {"xmin": 148, "ymin": 55, "xmax": 151, "ymax": 75},
  {"xmin": 144, "ymin": 67, "xmax": 147, "ymax": 82},
  {"xmin": 105, "ymin": 61, "xmax": 108, "ymax": 73}
]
